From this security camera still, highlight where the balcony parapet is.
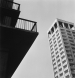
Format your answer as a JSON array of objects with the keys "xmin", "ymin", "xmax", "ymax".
[
  {"xmin": 0, "ymin": 0, "xmax": 20, "ymax": 10},
  {"xmin": 15, "ymin": 18, "xmax": 37, "ymax": 32}
]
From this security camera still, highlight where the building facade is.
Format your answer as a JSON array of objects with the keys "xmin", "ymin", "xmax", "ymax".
[{"xmin": 47, "ymin": 19, "xmax": 75, "ymax": 78}]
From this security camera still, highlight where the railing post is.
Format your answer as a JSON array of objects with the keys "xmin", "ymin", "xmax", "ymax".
[
  {"xmin": 36, "ymin": 22, "xmax": 37, "ymax": 32},
  {"xmin": 17, "ymin": 4, "xmax": 20, "ymax": 10},
  {"xmin": 31, "ymin": 23, "xmax": 36, "ymax": 31}
]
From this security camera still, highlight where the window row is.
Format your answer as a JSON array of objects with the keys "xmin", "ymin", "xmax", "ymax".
[
  {"xmin": 48, "ymin": 23, "xmax": 57, "ymax": 35},
  {"xmin": 58, "ymin": 21, "xmax": 74, "ymax": 29}
]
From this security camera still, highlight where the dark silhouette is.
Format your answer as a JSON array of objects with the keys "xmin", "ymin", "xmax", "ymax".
[{"xmin": 0, "ymin": 0, "xmax": 38, "ymax": 78}]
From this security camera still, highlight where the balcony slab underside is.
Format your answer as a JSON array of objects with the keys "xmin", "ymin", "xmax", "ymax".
[{"xmin": 0, "ymin": 25, "xmax": 38, "ymax": 78}]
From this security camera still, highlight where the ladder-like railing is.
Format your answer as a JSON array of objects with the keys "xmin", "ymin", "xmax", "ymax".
[{"xmin": 15, "ymin": 18, "xmax": 37, "ymax": 32}]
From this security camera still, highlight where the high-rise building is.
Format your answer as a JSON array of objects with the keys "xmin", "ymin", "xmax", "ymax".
[
  {"xmin": 0, "ymin": 0, "xmax": 38, "ymax": 78},
  {"xmin": 47, "ymin": 19, "xmax": 75, "ymax": 78}
]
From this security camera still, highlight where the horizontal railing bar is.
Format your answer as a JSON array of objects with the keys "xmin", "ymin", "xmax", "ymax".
[{"xmin": 18, "ymin": 18, "xmax": 37, "ymax": 23}]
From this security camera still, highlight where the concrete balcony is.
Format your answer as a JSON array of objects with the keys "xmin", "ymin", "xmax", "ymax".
[
  {"xmin": 15, "ymin": 18, "xmax": 37, "ymax": 32},
  {"xmin": 0, "ymin": 22, "xmax": 38, "ymax": 78}
]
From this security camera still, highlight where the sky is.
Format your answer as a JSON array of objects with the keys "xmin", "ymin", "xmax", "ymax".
[{"xmin": 11, "ymin": 0, "xmax": 75, "ymax": 78}]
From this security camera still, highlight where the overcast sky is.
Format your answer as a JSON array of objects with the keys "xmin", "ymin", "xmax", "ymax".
[{"xmin": 11, "ymin": 0, "xmax": 75, "ymax": 78}]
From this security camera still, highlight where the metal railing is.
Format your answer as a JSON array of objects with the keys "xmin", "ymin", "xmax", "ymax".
[
  {"xmin": 0, "ymin": 0, "xmax": 20, "ymax": 10},
  {"xmin": 15, "ymin": 18, "xmax": 37, "ymax": 32}
]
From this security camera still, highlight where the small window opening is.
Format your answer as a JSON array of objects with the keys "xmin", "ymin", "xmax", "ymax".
[
  {"xmin": 58, "ymin": 21, "xmax": 63, "ymax": 28},
  {"xmin": 64, "ymin": 23, "xmax": 69, "ymax": 29},
  {"xmin": 51, "ymin": 27, "xmax": 54, "ymax": 33},
  {"xmin": 54, "ymin": 23, "xmax": 57, "ymax": 29},
  {"xmin": 69, "ymin": 24, "xmax": 74, "ymax": 29},
  {"xmin": 48, "ymin": 31, "xmax": 51, "ymax": 35}
]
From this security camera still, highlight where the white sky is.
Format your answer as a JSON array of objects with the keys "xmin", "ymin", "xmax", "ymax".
[{"xmin": 12, "ymin": 0, "xmax": 75, "ymax": 78}]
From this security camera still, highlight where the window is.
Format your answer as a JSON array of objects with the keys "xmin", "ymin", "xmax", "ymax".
[
  {"xmin": 50, "ymin": 41, "xmax": 52, "ymax": 44},
  {"xmin": 68, "ymin": 59, "xmax": 73, "ymax": 62},
  {"xmin": 69, "ymin": 24, "xmax": 73, "ymax": 29},
  {"xmin": 60, "ymin": 29, "xmax": 65, "ymax": 31},
  {"xmin": 57, "ymin": 59, "xmax": 60, "ymax": 63},
  {"xmin": 58, "ymin": 63, "xmax": 61, "ymax": 67},
  {"xmin": 55, "ymin": 75, "xmax": 58, "ymax": 78},
  {"xmin": 64, "ymin": 69, "xmax": 68, "ymax": 73},
  {"xmin": 48, "ymin": 31, "xmax": 51, "ymax": 36},
  {"xmin": 70, "ymin": 43, "xmax": 75, "ymax": 46},
  {"xmin": 60, "ymin": 72, "xmax": 63, "ymax": 76},
  {"xmin": 53, "ymin": 37, "xmax": 56, "ymax": 41},
  {"xmin": 54, "ymin": 23, "xmax": 57, "ymax": 29},
  {"xmin": 59, "ymin": 47, "xmax": 63, "ymax": 51},
  {"xmin": 61, "ymin": 55, "xmax": 65, "ymax": 59},
  {"xmin": 72, "ymin": 74, "xmax": 75, "ymax": 77},
  {"xmin": 57, "ymin": 36, "xmax": 60, "ymax": 40},
  {"xmin": 65, "ymin": 46, "xmax": 70, "ymax": 48},
  {"xmin": 51, "ymin": 47, "xmax": 53, "ymax": 51},
  {"xmin": 64, "ymin": 23, "xmax": 69, "ymax": 29},
  {"xmin": 53, "ymin": 62, "xmax": 56, "ymax": 66},
  {"xmin": 49, "ymin": 38, "xmax": 52, "ymax": 41},
  {"xmin": 55, "ymin": 47, "xmax": 58, "ymax": 51},
  {"xmin": 72, "ymin": 47, "xmax": 75, "ymax": 50},
  {"xmin": 56, "ymin": 33, "xmax": 59, "ymax": 37},
  {"xmin": 67, "ymin": 54, "xmax": 72, "ymax": 57},
  {"xmin": 51, "ymin": 27, "xmax": 54, "ymax": 33},
  {"xmin": 54, "ymin": 44, "xmax": 57, "ymax": 48},
  {"xmin": 66, "ymin": 30, "xmax": 71, "ymax": 33},
  {"xmin": 73, "ymin": 35, "xmax": 75, "ymax": 37},
  {"xmin": 72, "ymin": 31, "xmax": 75, "ymax": 34},
  {"xmin": 54, "ymin": 67, "xmax": 57, "ymax": 70},
  {"xmin": 52, "ymin": 34, "xmax": 55, "ymax": 38},
  {"xmin": 61, "ymin": 31, "xmax": 66, "ymax": 34},
  {"xmin": 52, "ymin": 55, "xmax": 55, "ymax": 58},
  {"xmin": 73, "ymin": 51, "xmax": 75, "ymax": 53},
  {"xmin": 51, "ymin": 51, "xmax": 54, "ymax": 55},
  {"xmin": 56, "ymin": 55, "xmax": 59, "ymax": 59},
  {"xmin": 63, "ymin": 64, "xmax": 67, "ymax": 69},
  {"xmin": 70, "ymin": 63, "xmax": 75, "ymax": 67},
  {"xmin": 59, "ymin": 68, "xmax": 62, "ymax": 71},
  {"xmin": 54, "ymin": 40, "xmax": 56, "ymax": 44},
  {"xmin": 54, "ymin": 71, "xmax": 58, "ymax": 75},
  {"xmin": 67, "ymin": 33, "xmax": 72, "ymax": 36},
  {"xmin": 58, "ymin": 40, "xmax": 61, "ymax": 43},
  {"xmin": 68, "ymin": 36, "xmax": 73, "ymax": 39},
  {"xmin": 71, "ymin": 69, "xmax": 75, "ymax": 72},
  {"xmin": 60, "ymin": 51, "xmax": 64, "ymax": 55},
  {"xmin": 56, "ymin": 30, "xmax": 58, "ymax": 33},
  {"xmin": 62, "ymin": 60, "xmax": 66, "ymax": 64},
  {"xmin": 66, "ymin": 50, "xmax": 71, "ymax": 53},
  {"xmin": 50, "ymin": 44, "xmax": 53, "ymax": 48},
  {"xmin": 62, "ymin": 35, "xmax": 67, "ymax": 38},
  {"xmin": 58, "ymin": 21, "xmax": 63, "ymax": 28},
  {"xmin": 52, "ymin": 58, "xmax": 55, "ymax": 62},
  {"xmin": 59, "ymin": 43, "xmax": 62, "ymax": 47},
  {"xmin": 63, "ymin": 38, "xmax": 68, "ymax": 41},
  {"xmin": 64, "ymin": 42, "xmax": 69, "ymax": 44},
  {"xmin": 65, "ymin": 75, "xmax": 69, "ymax": 78},
  {"xmin": 56, "ymin": 51, "xmax": 58, "ymax": 55}
]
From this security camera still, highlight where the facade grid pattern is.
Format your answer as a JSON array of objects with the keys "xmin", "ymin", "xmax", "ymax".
[{"xmin": 48, "ymin": 19, "xmax": 75, "ymax": 78}]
